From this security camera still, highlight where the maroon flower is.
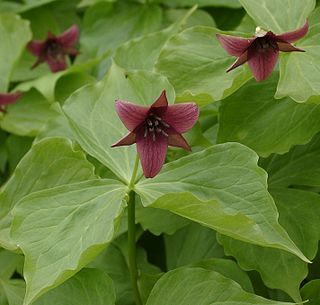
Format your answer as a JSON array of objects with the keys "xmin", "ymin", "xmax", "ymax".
[
  {"xmin": 27, "ymin": 25, "xmax": 79, "ymax": 72},
  {"xmin": 0, "ymin": 92, "xmax": 22, "ymax": 113},
  {"xmin": 112, "ymin": 90, "xmax": 199, "ymax": 178},
  {"xmin": 216, "ymin": 21, "xmax": 308, "ymax": 81}
]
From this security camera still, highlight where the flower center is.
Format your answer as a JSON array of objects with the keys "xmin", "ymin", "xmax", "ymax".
[
  {"xmin": 144, "ymin": 114, "xmax": 170, "ymax": 141},
  {"xmin": 255, "ymin": 36, "xmax": 278, "ymax": 53},
  {"xmin": 46, "ymin": 40, "xmax": 63, "ymax": 56}
]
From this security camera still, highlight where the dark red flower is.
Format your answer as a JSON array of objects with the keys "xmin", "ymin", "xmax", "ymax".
[
  {"xmin": 216, "ymin": 21, "xmax": 308, "ymax": 81},
  {"xmin": 0, "ymin": 92, "xmax": 22, "ymax": 113},
  {"xmin": 27, "ymin": 25, "xmax": 79, "ymax": 72},
  {"xmin": 112, "ymin": 90, "xmax": 199, "ymax": 178}
]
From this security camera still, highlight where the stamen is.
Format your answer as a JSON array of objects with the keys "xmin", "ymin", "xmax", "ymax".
[
  {"xmin": 144, "ymin": 127, "xmax": 148, "ymax": 138},
  {"xmin": 161, "ymin": 121, "xmax": 170, "ymax": 128},
  {"xmin": 147, "ymin": 119, "xmax": 153, "ymax": 126},
  {"xmin": 152, "ymin": 132, "xmax": 156, "ymax": 141},
  {"xmin": 154, "ymin": 120, "xmax": 159, "ymax": 126},
  {"xmin": 149, "ymin": 127, "xmax": 154, "ymax": 132},
  {"xmin": 156, "ymin": 128, "xmax": 162, "ymax": 133},
  {"xmin": 154, "ymin": 116, "xmax": 162, "ymax": 121},
  {"xmin": 161, "ymin": 130, "xmax": 168, "ymax": 137}
]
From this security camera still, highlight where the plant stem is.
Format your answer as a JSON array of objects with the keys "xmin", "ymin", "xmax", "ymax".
[
  {"xmin": 128, "ymin": 190, "xmax": 142, "ymax": 305},
  {"xmin": 127, "ymin": 155, "xmax": 142, "ymax": 305}
]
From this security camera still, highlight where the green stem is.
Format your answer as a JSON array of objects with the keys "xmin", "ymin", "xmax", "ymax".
[
  {"xmin": 128, "ymin": 191, "xmax": 142, "ymax": 305},
  {"xmin": 127, "ymin": 155, "xmax": 142, "ymax": 305}
]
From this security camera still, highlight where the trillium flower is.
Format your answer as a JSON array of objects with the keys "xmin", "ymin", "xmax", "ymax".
[
  {"xmin": 112, "ymin": 90, "xmax": 199, "ymax": 178},
  {"xmin": 27, "ymin": 25, "xmax": 79, "ymax": 72},
  {"xmin": 216, "ymin": 21, "xmax": 308, "ymax": 81},
  {"xmin": 0, "ymin": 92, "xmax": 22, "ymax": 113}
]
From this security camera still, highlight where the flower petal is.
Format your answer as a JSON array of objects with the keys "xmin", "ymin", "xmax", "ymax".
[
  {"xmin": 115, "ymin": 100, "xmax": 149, "ymax": 132},
  {"xmin": 161, "ymin": 103, "xmax": 199, "ymax": 134},
  {"xmin": 27, "ymin": 40, "xmax": 46, "ymax": 56},
  {"xmin": 216, "ymin": 33, "xmax": 253, "ymax": 56},
  {"xmin": 248, "ymin": 47, "xmax": 279, "ymax": 82},
  {"xmin": 226, "ymin": 50, "xmax": 248, "ymax": 72},
  {"xmin": 277, "ymin": 41, "xmax": 305, "ymax": 52},
  {"xmin": 47, "ymin": 56, "xmax": 67, "ymax": 72},
  {"xmin": 0, "ymin": 92, "xmax": 22, "ymax": 106},
  {"xmin": 151, "ymin": 90, "xmax": 168, "ymax": 108},
  {"xmin": 276, "ymin": 21, "xmax": 309, "ymax": 43},
  {"xmin": 136, "ymin": 132, "xmax": 168, "ymax": 178},
  {"xmin": 57, "ymin": 25, "xmax": 79, "ymax": 47},
  {"xmin": 168, "ymin": 134, "xmax": 191, "ymax": 151},
  {"xmin": 111, "ymin": 132, "xmax": 136, "ymax": 147}
]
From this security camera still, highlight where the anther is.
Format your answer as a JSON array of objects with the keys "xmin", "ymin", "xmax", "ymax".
[
  {"xmin": 156, "ymin": 128, "xmax": 162, "ymax": 133},
  {"xmin": 161, "ymin": 121, "xmax": 170, "ymax": 128},
  {"xmin": 161, "ymin": 130, "xmax": 168, "ymax": 137},
  {"xmin": 154, "ymin": 120, "xmax": 159, "ymax": 126},
  {"xmin": 144, "ymin": 127, "xmax": 148, "ymax": 138}
]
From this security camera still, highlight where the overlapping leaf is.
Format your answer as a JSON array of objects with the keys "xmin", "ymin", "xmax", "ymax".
[{"xmin": 136, "ymin": 143, "xmax": 308, "ymax": 262}]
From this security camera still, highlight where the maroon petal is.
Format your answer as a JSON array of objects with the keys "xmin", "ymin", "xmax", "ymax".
[
  {"xmin": 276, "ymin": 21, "xmax": 309, "ymax": 43},
  {"xmin": 115, "ymin": 100, "xmax": 149, "ymax": 132},
  {"xmin": 47, "ymin": 56, "xmax": 67, "ymax": 72},
  {"xmin": 27, "ymin": 40, "xmax": 46, "ymax": 56},
  {"xmin": 57, "ymin": 25, "xmax": 79, "ymax": 47},
  {"xmin": 0, "ymin": 92, "xmax": 22, "ymax": 106},
  {"xmin": 277, "ymin": 41, "xmax": 305, "ymax": 52},
  {"xmin": 248, "ymin": 47, "xmax": 279, "ymax": 82},
  {"xmin": 150, "ymin": 90, "xmax": 168, "ymax": 108},
  {"xmin": 136, "ymin": 132, "xmax": 168, "ymax": 178},
  {"xmin": 111, "ymin": 132, "xmax": 136, "ymax": 147},
  {"xmin": 216, "ymin": 33, "xmax": 253, "ymax": 56},
  {"xmin": 226, "ymin": 50, "xmax": 248, "ymax": 72},
  {"xmin": 162, "ymin": 103, "xmax": 199, "ymax": 134},
  {"xmin": 168, "ymin": 134, "xmax": 191, "ymax": 151}
]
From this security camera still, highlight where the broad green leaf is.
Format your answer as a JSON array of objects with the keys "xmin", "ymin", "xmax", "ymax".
[
  {"xmin": 301, "ymin": 280, "xmax": 320, "ymax": 305},
  {"xmin": 239, "ymin": 0, "xmax": 315, "ymax": 33},
  {"xmin": 0, "ymin": 131, "xmax": 8, "ymax": 174},
  {"xmin": 0, "ymin": 137, "xmax": 95, "ymax": 250},
  {"xmin": 0, "ymin": 14, "xmax": 31, "ymax": 91},
  {"xmin": 0, "ymin": 89, "xmax": 56, "ymax": 137},
  {"xmin": 192, "ymin": 259, "xmax": 253, "ymax": 293},
  {"xmin": 218, "ymin": 75, "xmax": 320, "ymax": 157},
  {"xmin": 146, "ymin": 267, "xmax": 295, "ymax": 305},
  {"xmin": 165, "ymin": 222, "xmax": 224, "ymax": 269},
  {"xmin": 33, "ymin": 268, "xmax": 116, "ymax": 305},
  {"xmin": 155, "ymin": 26, "xmax": 252, "ymax": 105},
  {"xmin": 135, "ymin": 143, "xmax": 309, "ymax": 262},
  {"xmin": 11, "ymin": 179, "xmax": 127, "ymax": 305},
  {"xmin": 78, "ymin": 0, "xmax": 117, "ymax": 8},
  {"xmin": 0, "ymin": 279, "xmax": 25, "ymax": 305},
  {"xmin": 90, "ymin": 233, "xmax": 161, "ymax": 305},
  {"xmin": 159, "ymin": 0, "xmax": 241, "ymax": 8},
  {"xmin": 63, "ymin": 62, "xmax": 174, "ymax": 184},
  {"xmin": 276, "ymin": 8, "xmax": 320, "ymax": 103},
  {"xmin": 114, "ymin": 6, "xmax": 200, "ymax": 71}
]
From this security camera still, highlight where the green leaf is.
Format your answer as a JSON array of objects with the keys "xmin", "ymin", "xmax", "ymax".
[
  {"xmin": 0, "ymin": 137, "xmax": 95, "ymax": 250},
  {"xmin": 0, "ymin": 279, "xmax": 25, "ymax": 305},
  {"xmin": 11, "ymin": 179, "xmax": 127, "ymax": 305},
  {"xmin": 276, "ymin": 8, "xmax": 320, "ymax": 103},
  {"xmin": 239, "ymin": 0, "xmax": 315, "ymax": 33},
  {"xmin": 192, "ymin": 259, "xmax": 254, "ymax": 293},
  {"xmin": 146, "ymin": 267, "xmax": 295, "ymax": 305},
  {"xmin": 0, "ymin": 249, "xmax": 22, "ymax": 280},
  {"xmin": 0, "ymin": 89, "xmax": 56, "ymax": 137},
  {"xmin": 81, "ymin": 1, "xmax": 162, "ymax": 60},
  {"xmin": 218, "ymin": 74, "xmax": 320, "ymax": 157},
  {"xmin": 90, "ymin": 233, "xmax": 161, "ymax": 305},
  {"xmin": 135, "ymin": 143, "xmax": 309, "ymax": 262},
  {"xmin": 155, "ymin": 26, "xmax": 252, "ymax": 105},
  {"xmin": 63, "ymin": 62, "xmax": 174, "ymax": 184},
  {"xmin": 33, "ymin": 268, "xmax": 116, "ymax": 305},
  {"xmin": 301, "ymin": 280, "xmax": 320, "ymax": 305},
  {"xmin": 164, "ymin": 222, "xmax": 224, "ymax": 269},
  {"xmin": 0, "ymin": 14, "xmax": 31, "ymax": 91}
]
